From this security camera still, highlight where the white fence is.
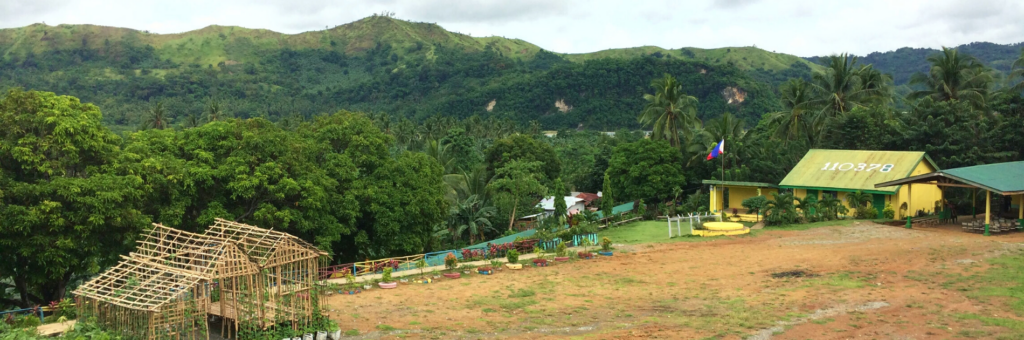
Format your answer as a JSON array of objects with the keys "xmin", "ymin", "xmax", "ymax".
[{"xmin": 667, "ymin": 212, "xmax": 722, "ymax": 237}]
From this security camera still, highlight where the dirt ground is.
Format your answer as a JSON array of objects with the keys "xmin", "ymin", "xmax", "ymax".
[{"xmin": 324, "ymin": 222, "xmax": 1024, "ymax": 340}]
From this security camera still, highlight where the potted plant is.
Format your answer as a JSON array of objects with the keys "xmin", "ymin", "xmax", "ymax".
[
  {"xmin": 599, "ymin": 237, "xmax": 614, "ymax": 256},
  {"xmin": 491, "ymin": 260, "xmax": 503, "ymax": 271},
  {"xmin": 431, "ymin": 269, "xmax": 441, "ymax": 279},
  {"xmin": 554, "ymin": 241, "xmax": 570, "ymax": 262},
  {"xmin": 578, "ymin": 238, "xmax": 594, "ymax": 259},
  {"xmin": 378, "ymin": 267, "xmax": 398, "ymax": 289},
  {"xmin": 414, "ymin": 259, "xmax": 431, "ymax": 283},
  {"xmin": 443, "ymin": 253, "xmax": 461, "ymax": 279},
  {"xmin": 477, "ymin": 265, "xmax": 493, "ymax": 275},
  {"xmin": 505, "ymin": 249, "xmax": 523, "ymax": 270},
  {"xmin": 344, "ymin": 274, "xmax": 361, "ymax": 294},
  {"xmin": 531, "ymin": 246, "xmax": 548, "ymax": 267},
  {"xmin": 327, "ymin": 320, "xmax": 341, "ymax": 340}
]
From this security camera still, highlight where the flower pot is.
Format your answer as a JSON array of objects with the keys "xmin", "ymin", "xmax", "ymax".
[
  {"xmin": 362, "ymin": 284, "xmax": 372, "ymax": 290},
  {"xmin": 599, "ymin": 251, "xmax": 613, "ymax": 256},
  {"xmin": 505, "ymin": 263, "xmax": 523, "ymax": 270},
  {"xmin": 291, "ymin": 337, "xmax": 300, "ymax": 340},
  {"xmin": 443, "ymin": 272, "xmax": 461, "ymax": 279},
  {"xmin": 554, "ymin": 256, "xmax": 569, "ymax": 262},
  {"xmin": 432, "ymin": 275, "xmax": 441, "ymax": 279},
  {"xmin": 533, "ymin": 261, "xmax": 548, "ymax": 267},
  {"xmin": 316, "ymin": 331, "xmax": 327, "ymax": 340},
  {"xmin": 478, "ymin": 269, "xmax": 493, "ymax": 275},
  {"xmin": 418, "ymin": 277, "xmax": 432, "ymax": 284},
  {"xmin": 304, "ymin": 333, "xmax": 314, "ymax": 340},
  {"xmin": 463, "ymin": 270, "xmax": 472, "ymax": 274},
  {"xmin": 329, "ymin": 330, "xmax": 342, "ymax": 340},
  {"xmin": 378, "ymin": 282, "xmax": 398, "ymax": 289},
  {"xmin": 399, "ymin": 278, "xmax": 409, "ymax": 283}
]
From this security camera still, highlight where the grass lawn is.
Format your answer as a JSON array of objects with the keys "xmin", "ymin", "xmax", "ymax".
[{"xmin": 598, "ymin": 220, "xmax": 758, "ymax": 245}]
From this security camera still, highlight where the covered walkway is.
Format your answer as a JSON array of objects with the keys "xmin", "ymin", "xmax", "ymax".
[{"xmin": 875, "ymin": 161, "xmax": 1024, "ymax": 235}]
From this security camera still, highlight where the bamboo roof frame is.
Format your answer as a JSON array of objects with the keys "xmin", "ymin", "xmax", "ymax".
[
  {"xmin": 203, "ymin": 218, "xmax": 327, "ymax": 268},
  {"xmin": 73, "ymin": 219, "xmax": 328, "ymax": 315}
]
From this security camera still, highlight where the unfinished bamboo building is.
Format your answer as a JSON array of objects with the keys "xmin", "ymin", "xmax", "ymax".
[{"xmin": 73, "ymin": 220, "xmax": 329, "ymax": 340}]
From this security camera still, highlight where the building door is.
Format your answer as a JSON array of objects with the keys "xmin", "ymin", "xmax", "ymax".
[{"xmin": 872, "ymin": 194, "xmax": 886, "ymax": 219}]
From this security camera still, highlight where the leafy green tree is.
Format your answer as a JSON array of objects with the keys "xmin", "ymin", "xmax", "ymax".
[
  {"xmin": 552, "ymin": 178, "xmax": 568, "ymax": 218},
  {"xmin": 605, "ymin": 139, "xmax": 686, "ymax": 202},
  {"xmin": 769, "ymin": 78, "xmax": 824, "ymax": 146},
  {"xmin": 0, "ymin": 90, "xmax": 148, "ymax": 307},
  {"xmin": 908, "ymin": 47, "xmax": 993, "ymax": 110},
  {"xmin": 444, "ymin": 195, "xmax": 495, "ymax": 245},
  {"xmin": 601, "ymin": 173, "xmax": 614, "ymax": 219},
  {"xmin": 488, "ymin": 160, "xmax": 547, "ymax": 231},
  {"xmin": 638, "ymin": 74, "xmax": 701, "ymax": 148},
  {"xmin": 485, "ymin": 134, "xmax": 561, "ymax": 185},
  {"xmin": 1008, "ymin": 48, "xmax": 1024, "ymax": 95}
]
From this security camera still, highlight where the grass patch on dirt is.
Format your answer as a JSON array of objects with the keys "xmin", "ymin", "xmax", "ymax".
[
  {"xmin": 599, "ymin": 221, "xmax": 755, "ymax": 244},
  {"xmin": 943, "ymin": 250, "xmax": 1024, "ymax": 338}
]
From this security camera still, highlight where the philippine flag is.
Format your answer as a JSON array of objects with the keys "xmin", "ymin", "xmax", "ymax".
[{"xmin": 706, "ymin": 140, "xmax": 725, "ymax": 160}]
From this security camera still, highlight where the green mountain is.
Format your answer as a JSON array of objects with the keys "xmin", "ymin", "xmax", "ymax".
[
  {"xmin": 0, "ymin": 15, "xmax": 815, "ymax": 130},
  {"xmin": 808, "ymin": 41, "xmax": 1024, "ymax": 85}
]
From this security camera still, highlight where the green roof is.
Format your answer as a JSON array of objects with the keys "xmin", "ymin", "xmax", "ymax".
[
  {"xmin": 875, "ymin": 161, "xmax": 1024, "ymax": 195},
  {"xmin": 701, "ymin": 180, "xmax": 778, "ymax": 188},
  {"xmin": 779, "ymin": 149, "xmax": 937, "ymax": 194}
]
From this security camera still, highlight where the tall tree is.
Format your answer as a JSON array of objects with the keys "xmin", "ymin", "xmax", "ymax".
[
  {"xmin": 144, "ymin": 101, "xmax": 168, "ymax": 130},
  {"xmin": 806, "ymin": 54, "xmax": 891, "ymax": 118},
  {"xmin": 638, "ymin": 74, "xmax": 700, "ymax": 148},
  {"xmin": 601, "ymin": 172, "xmax": 614, "ymax": 220},
  {"xmin": 1009, "ymin": 48, "xmax": 1024, "ymax": 95},
  {"xmin": 0, "ymin": 90, "xmax": 148, "ymax": 307},
  {"xmin": 206, "ymin": 98, "xmax": 223, "ymax": 122},
  {"xmin": 605, "ymin": 139, "xmax": 686, "ymax": 202},
  {"xmin": 485, "ymin": 134, "xmax": 561, "ymax": 185},
  {"xmin": 488, "ymin": 160, "xmax": 546, "ymax": 230},
  {"xmin": 552, "ymin": 178, "xmax": 568, "ymax": 219},
  {"xmin": 908, "ymin": 47, "xmax": 993, "ymax": 110}
]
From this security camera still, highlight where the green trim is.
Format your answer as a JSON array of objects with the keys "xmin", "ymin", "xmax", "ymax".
[
  {"xmin": 701, "ymin": 180, "xmax": 778, "ymax": 188},
  {"xmin": 779, "ymin": 185, "xmax": 895, "ymax": 195},
  {"xmin": 922, "ymin": 154, "xmax": 940, "ymax": 171}
]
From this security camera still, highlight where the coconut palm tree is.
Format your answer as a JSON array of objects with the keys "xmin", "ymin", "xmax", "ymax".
[
  {"xmin": 845, "ymin": 191, "xmax": 872, "ymax": 209},
  {"xmin": 206, "ymin": 99, "xmax": 223, "ymax": 122},
  {"xmin": 763, "ymin": 192, "xmax": 798, "ymax": 225},
  {"xmin": 805, "ymin": 54, "xmax": 892, "ymax": 118},
  {"xmin": 449, "ymin": 195, "xmax": 497, "ymax": 244},
  {"xmin": 908, "ymin": 47, "xmax": 993, "ymax": 109},
  {"xmin": 769, "ymin": 78, "xmax": 826, "ymax": 147},
  {"xmin": 144, "ymin": 102, "xmax": 168, "ymax": 130},
  {"xmin": 638, "ymin": 74, "xmax": 701, "ymax": 148},
  {"xmin": 181, "ymin": 113, "xmax": 200, "ymax": 129}
]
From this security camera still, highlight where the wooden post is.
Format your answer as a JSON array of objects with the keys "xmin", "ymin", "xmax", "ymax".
[
  {"xmin": 906, "ymin": 184, "xmax": 912, "ymax": 229},
  {"xmin": 984, "ymin": 190, "xmax": 991, "ymax": 236}
]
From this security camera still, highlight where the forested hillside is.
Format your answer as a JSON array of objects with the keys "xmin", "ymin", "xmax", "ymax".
[
  {"xmin": 809, "ymin": 41, "xmax": 1024, "ymax": 85},
  {"xmin": 0, "ymin": 15, "xmax": 807, "ymax": 131}
]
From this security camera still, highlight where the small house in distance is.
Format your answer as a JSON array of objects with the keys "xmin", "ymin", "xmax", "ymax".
[{"xmin": 538, "ymin": 196, "xmax": 586, "ymax": 218}]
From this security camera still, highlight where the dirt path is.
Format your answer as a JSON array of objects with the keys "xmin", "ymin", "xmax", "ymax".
[{"xmin": 325, "ymin": 222, "xmax": 1024, "ymax": 339}]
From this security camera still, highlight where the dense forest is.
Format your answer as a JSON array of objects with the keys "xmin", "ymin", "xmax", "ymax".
[{"xmin": 3, "ymin": 16, "xmax": 1024, "ymax": 311}]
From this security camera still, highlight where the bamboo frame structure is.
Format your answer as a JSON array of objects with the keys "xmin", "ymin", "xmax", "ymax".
[{"xmin": 73, "ymin": 220, "xmax": 330, "ymax": 340}]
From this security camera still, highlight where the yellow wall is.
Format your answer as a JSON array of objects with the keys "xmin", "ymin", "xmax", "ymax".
[
  {"xmin": 894, "ymin": 161, "xmax": 942, "ymax": 218},
  {"xmin": 709, "ymin": 186, "xmax": 777, "ymax": 213}
]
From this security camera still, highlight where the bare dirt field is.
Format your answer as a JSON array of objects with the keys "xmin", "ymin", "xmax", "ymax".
[{"xmin": 324, "ymin": 222, "xmax": 1024, "ymax": 339}]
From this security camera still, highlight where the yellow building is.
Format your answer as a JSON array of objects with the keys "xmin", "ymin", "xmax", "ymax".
[
  {"xmin": 779, "ymin": 150, "xmax": 942, "ymax": 218},
  {"xmin": 702, "ymin": 180, "xmax": 778, "ymax": 222}
]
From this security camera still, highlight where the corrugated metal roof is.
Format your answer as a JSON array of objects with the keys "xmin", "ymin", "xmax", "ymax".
[
  {"xmin": 940, "ymin": 161, "xmax": 1024, "ymax": 194},
  {"xmin": 779, "ymin": 149, "xmax": 935, "ymax": 194}
]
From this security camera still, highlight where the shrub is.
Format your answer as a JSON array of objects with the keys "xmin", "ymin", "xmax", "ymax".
[
  {"xmin": 600, "ymin": 237, "xmax": 612, "ymax": 251},
  {"xmin": 883, "ymin": 204, "xmax": 896, "ymax": 219},
  {"xmin": 555, "ymin": 241, "xmax": 567, "ymax": 257},
  {"xmin": 855, "ymin": 206, "xmax": 876, "ymax": 219},
  {"xmin": 506, "ymin": 249, "xmax": 520, "ymax": 264},
  {"xmin": 444, "ymin": 252, "xmax": 458, "ymax": 271},
  {"xmin": 764, "ymin": 193, "xmax": 799, "ymax": 226},
  {"xmin": 381, "ymin": 267, "xmax": 393, "ymax": 283}
]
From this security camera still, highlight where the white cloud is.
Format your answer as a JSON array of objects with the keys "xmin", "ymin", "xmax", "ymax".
[{"xmin": 1, "ymin": 0, "xmax": 1022, "ymax": 56}]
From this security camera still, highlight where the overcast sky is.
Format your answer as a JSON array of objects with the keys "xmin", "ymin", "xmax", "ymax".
[{"xmin": 2, "ymin": 0, "xmax": 1023, "ymax": 57}]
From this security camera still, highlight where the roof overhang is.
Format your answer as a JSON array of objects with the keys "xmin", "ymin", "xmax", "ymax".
[
  {"xmin": 701, "ymin": 180, "xmax": 778, "ymax": 188},
  {"xmin": 874, "ymin": 172, "xmax": 1024, "ymax": 196}
]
